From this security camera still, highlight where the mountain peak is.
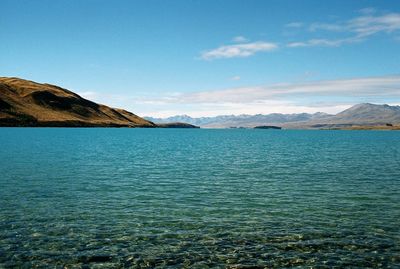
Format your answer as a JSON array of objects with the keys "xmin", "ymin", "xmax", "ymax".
[
  {"xmin": 345, "ymin": 103, "xmax": 399, "ymax": 111},
  {"xmin": 328, "ymin": 103, "xmax": 400, "ymax": 125}
]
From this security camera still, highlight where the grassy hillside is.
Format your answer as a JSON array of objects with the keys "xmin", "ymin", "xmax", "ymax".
[{"xmin": 0, "ymin": 77, "xmax": 156, "ymax": 127}]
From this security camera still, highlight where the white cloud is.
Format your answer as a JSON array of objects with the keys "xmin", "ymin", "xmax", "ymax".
[
  {"xmin": 230, "ymin": 76, "xmax": 241, "ymax": 81},
  {"xmin": 144, "ymin": 102, "xmax": 351, "ymax": 118},
  {"xmin": 289, "ymin": 11, "xmax": 400, "ymax": 48},
  {"xmin": 166, "ymin": 75, "xmax": 400, "ymax": 104},
  {"xmin": 133, "ymin": 75, "xmax": 400, "ymax": 117},
  {"xmin": 349, "ymin": 13, "xmax": 400, "ymax": 37},
  {"xmin": 287, "ymin": 36, "xmax": 365, "ymax": 47},
  {"xmin": 74, "ymin": 76, "xmax": 400, "ymax": 118},
  {"xmin": 359, "ymin": 7, "xmax": 376, "ymax": 15},
  {"xmin": 285, "ymin": 22, "xmax": 304, "ymax": 28},
  {"xmin": 201, "ymin": 10, "xmax": 400, "ymax": 56},
  {"xmin": 309, "ymin": 23, "xmax": 344, "ymax": 32},
  {"xmin": 232, "ymin": 36, "xmax": 249, "ymax": 42},
  {"xmin": 201, "ymin": 41, "xmax": 278, "ymax": 60},
  {"xmin": 77, "ymin": 91, "xmax": 98, "ymax": 99}
]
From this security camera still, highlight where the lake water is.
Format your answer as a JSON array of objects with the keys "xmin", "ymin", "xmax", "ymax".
[{"xmin": 0, "ymin": 128, "xmax": 399, "ymax": 268}]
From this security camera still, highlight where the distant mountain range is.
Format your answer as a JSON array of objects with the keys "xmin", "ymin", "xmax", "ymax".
[
  {"xmin": 146, "ymin": 112, "xmax": 331, "ymax": 128},
  {"xmin": 146, "ymin": 103, "xmax": 400, "ymax": 129},
  {"xmin": 285, "ymin": 103, "xmax": 400, "ymax": 129}
]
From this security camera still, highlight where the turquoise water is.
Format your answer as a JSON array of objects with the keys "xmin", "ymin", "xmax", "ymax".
[{"xmin": 0, "ymin": 128, "xmax": 399, "ymax": 268}]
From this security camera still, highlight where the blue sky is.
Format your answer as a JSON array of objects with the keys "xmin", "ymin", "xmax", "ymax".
[{"xmin": 1, "ymin": 0, "xmax": 400, "ymax": 117}]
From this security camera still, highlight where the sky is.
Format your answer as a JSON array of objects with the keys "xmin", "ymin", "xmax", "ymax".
[{"xmin": 1, "ymin": 0, "xmax": 400, "ymax": 117}]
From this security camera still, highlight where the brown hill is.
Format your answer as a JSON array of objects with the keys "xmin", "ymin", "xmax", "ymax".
[{"xmin": 0, "ymin": 77, "xmax": 156, "ymax": 127}]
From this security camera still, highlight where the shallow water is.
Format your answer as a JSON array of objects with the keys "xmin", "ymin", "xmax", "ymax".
[{"xmin": 0, "ymin": 128, "xmax": 400, "ymax": 268}]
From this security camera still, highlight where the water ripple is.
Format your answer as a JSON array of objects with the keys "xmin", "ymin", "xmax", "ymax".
[{"xmin": 0, "ymin": 129, "xmax": 399, "ymax": 268}]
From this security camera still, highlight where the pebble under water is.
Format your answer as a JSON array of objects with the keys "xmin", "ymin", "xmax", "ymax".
[{"xmin": 0, "ymin": 128, "xmax": 399, "ymax": 268}]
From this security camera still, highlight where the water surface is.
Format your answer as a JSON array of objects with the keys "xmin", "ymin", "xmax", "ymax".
[{"xmin": 0, "ymin": 128, "xmax": 399, "ymax": 268}]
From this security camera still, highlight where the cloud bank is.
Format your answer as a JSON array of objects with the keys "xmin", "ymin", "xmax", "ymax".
[
  {"xmin": 132, "ymin": 75, "xmax": 400, "ymax": 117},
  {"xmin": 155, "ymin": 75, "xmax": 400, "ymax": 104}
]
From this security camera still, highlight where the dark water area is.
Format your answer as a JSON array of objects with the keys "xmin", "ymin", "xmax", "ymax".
[{"xmin": 0, "ymin": 128, "xmax": 399, "ymax": 268}]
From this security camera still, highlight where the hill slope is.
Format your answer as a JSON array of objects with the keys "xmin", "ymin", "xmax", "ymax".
[
  {"xmin": 0, "ymin": 77, "xmax": 156, "ymax": 127},
  {"xmin": 326, "ymin": 103, "xmax": 400, "ymax": 124}
]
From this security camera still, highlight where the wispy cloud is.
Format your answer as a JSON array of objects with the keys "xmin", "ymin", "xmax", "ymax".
[
  {"xmin": 287, "ymin": 36, "xmax": 365, "ymax": 47},
  {"xmin": 77, "ymin": 91, "xmax": 98, "ymax": 99},
  {"xmin": 349, "ymin": 13, "xmax": 400, "ymax": 36},
  {"xmin": 285, "ymin": 22, "xmax": 304, "ymax": 28},
  {"xmin": 201, "ymin": 9, "xmax": 400, "ymax": 58},
  {"xmin": 230, "ymin": 76, "xmax": 241, "ymax": 81},
  {"xmin": 359, "ymin": 7, "xmax": 376, "ymax": 15},
  {"xmin": 134, "ymin": 75, "xmax": 400, "ymax": 117},
  {"xmin": 201, "ymin": 41, "xmax": 278, "ymax": 60},
  {"xmin": 165, "ymin": 75, "xmax": 400, "ymax": 104},
  {"xmin": 77, "ymin": 76, "xmax": 400, "ymax": 117},
  {"xmin": 289, "ymin": 10, "xmax": 400, "ymax": 47},
  {"xmin": 309, "ymin": 23, "xmax": 344, "ymax": 32},
  {"xmin": 232, "ymin": 36, "xmax": 249, "ymax": 43}
]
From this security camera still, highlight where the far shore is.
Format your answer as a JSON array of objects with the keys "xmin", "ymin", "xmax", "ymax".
[{"xmin": 1, "ymin": 125, "xmax": 400, "ymax": 130}]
